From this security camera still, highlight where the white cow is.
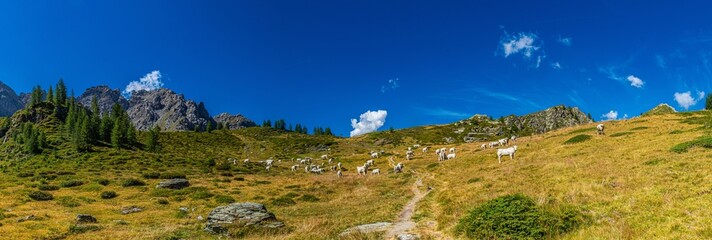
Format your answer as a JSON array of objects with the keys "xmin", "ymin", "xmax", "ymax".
[
  {"xmin": 357, "ymin": 165, "xmax": 369, "ymax": 175},
  {"xmin": 291, "ymin": 165, "xmax": 299, "ymax": 172},
  {"xmin": 370, "ymin": 152, "xmax": 379, "ymax": 158},
  {"xmin": 449, "ymin": 147, "xmax": 456, "ymax": 153},
  {"xmin": 481, "ymin": 143, "xmax": 487, "ymax": 150},
  {"xmin": 447, "ymin": 153, "xmax": 456, "ymax": 160},
  {"xmin": 371, "ymin": 169, "xmax": 381, "ymax": 175},
  {"xmin": 422, "ymin": 146, "xmax": 430, "ymax": 153},
  {"xmin": 496, "ymin": 145, "xmax": 518, "ymax": 163},
  {"xmin": 394, "ymin": 163, "xmax": 404, "ymax": 173},
  {"xmin": 337, "ymin": 170, "xmax": 343, "ymax": 178},
  {"xmin": 597, "ymin": 124, "xmax": 605, "ymax": 135},
  {"xmin": 366, "ymin": 159, "xmax": 375, "ymax": 167}
]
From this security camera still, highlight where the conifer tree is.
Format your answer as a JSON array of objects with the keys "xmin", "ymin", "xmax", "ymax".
[
  {"xmin": 145, "ymin": 125, "xmax": 160, "ymax": 152},
  {"xmin": 324, "ymin": 127, "xmax": 333, "ymax": 136},
  {"xmin": 55, "ymin": 78, "xmax": 67, "ymax": 106},
  {"xmin": 47, "ymin": 86, "xmax": 54, "ymax": 103},
  {"xmin": 206, "ymin": 121, "xmax": 213, "ymax": 133},
  {"xmin": 706, "ymin": 93, "xmax": 712, "ymax": 110}
]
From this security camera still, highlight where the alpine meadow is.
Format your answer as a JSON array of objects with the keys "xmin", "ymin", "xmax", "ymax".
[{"xmin": 1, "ymin": 1, "xmax": 712, "ymax": 240}]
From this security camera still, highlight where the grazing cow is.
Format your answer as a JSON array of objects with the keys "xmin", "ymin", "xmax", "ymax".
[
  {"xmin": 597, "ymin": 124, "xmax": 605, "ymax": 135},
  {"xmin": 496, "ymin": 146, "xmax": 518, "ymax": 163}
]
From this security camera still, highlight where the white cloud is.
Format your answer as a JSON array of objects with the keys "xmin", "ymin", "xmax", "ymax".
[
  {"xmin": 557, "ymin": 36, "xmax": 572, "ymax": 46},
  {"xmin": 674, "ymin": 91, "xmax": 706, "ymax": 110},
  {"xmin": 626, "ymin": 75, "xmax": 644, "ymax": 88},
  {"xmin": 350, "ymin": 110, "xmax": 387, "ymax": 137},
  {"xmin": 380, "ymin": 78, "xmax": 400, "ymax": 93},
  {"xmin": 601, "ymin": 110, "xmax": 618, "ymax": 121},
  {"xmin": 124, "ymin": 70, "xmax": 164, "ymax": 97},
  {"xmin": 551, "ymin": 62, "xmax": 562, "ymax": 69},
  {"xmin": 500, "ymin": 32, "xmax": 540, "ymax": 58}
]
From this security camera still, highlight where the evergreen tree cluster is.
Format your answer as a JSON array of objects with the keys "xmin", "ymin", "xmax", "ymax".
[
  {"xmin": 261, "ymin": 118, "xmax": 334, "ymax": 136},
  {"xmin": 13, "ymin": 122, "xmax": 45, "ymax": 154}
]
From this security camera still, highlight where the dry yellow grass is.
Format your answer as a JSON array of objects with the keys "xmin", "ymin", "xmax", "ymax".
[{"xmin": 1, "ymin": 112, "xmax": 710, "ymax": 239}]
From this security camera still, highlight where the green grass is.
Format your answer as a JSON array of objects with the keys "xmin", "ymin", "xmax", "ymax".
[
  {"xmin": 670, "ymin": 137, "xmax": 712, "ymax": 153},
  {"xmin": 568, "ymin": 127, "xmax": 597, "ymax": 135},
  {"xmin": 610, "ymin": 132, "xmax": 634, "ymax": 137},
  {"xmin": 563, "ymin": 134, "xmax": 592, "ymax": 144},
  {"xmin": 28, "ymin": 191, "xmax": 54, "ymax": 201},
  {"xmin": 630, "ymin": 126, "xmax": 649, "ymax": 131}
]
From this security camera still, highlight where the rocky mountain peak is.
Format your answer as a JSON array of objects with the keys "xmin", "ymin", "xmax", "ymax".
[
  {"xmin": 0, "ymin": 81, "xmax": 24, "ymax": 116},
  {"xmin": 213, "ymin": 113, "xmax": 257, "ymax": 129},
  {"xmin": 77, "ymin": 85, "xmax": 129, "ymax": 116},
  {"xmin": 127, "ymin": 88, "xmax": 214, "ymax": 131},
  {"xmin": 643, "ymin": 103, "xmax": 677, "ymax": 116}
]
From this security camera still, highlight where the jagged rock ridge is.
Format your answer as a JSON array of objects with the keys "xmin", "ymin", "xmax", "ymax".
[
  {"xmin": 0, "ymin": 81, "xmax": 23, "ymax": 117},
  {"xmin": 126, "ymin": 88, "xmax": 215, "ymax": 131},
  {"xmin": 642, "ymin": 103, "xmax": 677, "ymax": 116},
  {"xmin": 77, "ymin": 86, "xmax": 129, "ymax": 116},
  {"xmin": 213, "ymin": 113, "xmax": 257, "ymax": 129}
]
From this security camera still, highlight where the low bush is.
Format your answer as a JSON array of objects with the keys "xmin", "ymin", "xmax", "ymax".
[
  {"xmin": 101, "ymin": 191, "xmax": 118, "ymax": 199},
  {"xmin": 38, "ymin": 185, "xmax": 60, "ymax": 191},
  {"xmin": 121, "ymin": 178, "xmax": 146, "ymax": 187},
  {"xmin": 456, "ymin": 193, "xmax": 586, "ymax": 239},
  {"xmin": 563, "ymin": 134, "xmax": 592, "ymax": 144},
  {"xmin": 29, "ymin": 191, "xmax": 54, "ymax": 201},
  {"xmin": 60, "ymin": 180, "xmax": 84, "ymax": 188}
]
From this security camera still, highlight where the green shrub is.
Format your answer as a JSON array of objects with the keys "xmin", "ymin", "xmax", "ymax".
[
  {"xmin": 564, "ymin": 134, "xmax": 592, "ymax": 144},
  {"xmin": 17, "ymin": 172, "xmax": 34, "ymax": 178},
  {"xmin": 467, "ymin": 178, "xmax": 483, "ymax": 184},
  {"xmin": 671, "ymin": 137, "xmax": 712, "ymax": 153},
  {"xmin": 271, "ymin": 196, "xmax": 296, "ymax": 206},
  {"xmin": 456, "ymin": 193, "xmax": 586, "ymax": 239},
  {"xmin": 215, "ymin": 195, "xmax": 236, "ymax": 204},
  {"xmin": 38, "ymin": 185, "xmax": 60, "ymax": 191},
  {"xmin": 298, "ymin": 194, "xmax": 320, "ymax": 202},
  {"xmin": 29, "ymin": 191, "xmax": 54, "ymax": 201},
  {"xmin": 121, "ymin": 178, "xmax": 146, "ymax": 187},
  {"xmin": 669, "ymin": 130, "xmax": 683, "ymax": 134},
  {"xmin": 630, "ymin": 126, "xmax": 649, "ymax": 131},
  {"xmin": 60, "ymin": 180, "xmax": 84, "ymax": 188},
  {"xmin": 156, "ymin": 198, "xmax": 169, "ymax": 205},
  {"xmin": 610, "ymin": 132, "xmax": 633, "ymax": 137},
  {"xmin": 101, "ymin": 191, "xmax": 118, "ymax": 199},
  {"xmin": 97, "ymin": 179, "xmax": 110, "ymax": 186}
]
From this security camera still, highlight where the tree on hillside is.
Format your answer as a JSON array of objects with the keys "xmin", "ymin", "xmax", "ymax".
[
  {"xmin": 587, "ymin": 113, "xmax": 593, "ymax": 121},
  {"xmin": 47, "ymin": 86, "xmax": 54, "ymax": 104},
  {"xmin": 206, "ymin": 121, "xmax": 213, "ymax": 133},
  {"xmin": 145, "ymin": 125, "xmax": 161, "ymax": 152},
  {"xmin": 55, "ymin": 78, "xmax": 67, "ymax": 106},
  {"xmin": 324, "ymin": 127, "xmax": 333, "ymax": 136},
  {"xmin": 30, "ymin": 85, "xmax": 43, "ymax": 107},
  {"xmin": 706, "ymin": 93, "xmax": 712, "ymax": 110}
]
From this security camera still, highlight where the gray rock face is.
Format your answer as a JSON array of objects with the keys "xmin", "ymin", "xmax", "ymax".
[
  {"xmin": 204, "ymin": 202, "xmax": 285, "ymax": 234},
  {"xmin": 77, "ymin": 85, "xmax": 129, "ymax": 116},
  {"xmin": 76, "ymin": 214, "xmax": 97, "ymax": 223},
  {"xmin": 156, "ymin": 179, "xmax": 190, "ymax": 189},
  {"xmin": 0, "ymin": 81, "xmax": 23, "ymax": 117},
  {"xmin": 213, "ymin": 113, "xmax": 257, "ymax": 130},
  {"xmin": 127, "ymin": 88, "xmax": 214, "ymax": 131},
  {"xmin": 502, "ymin": 105, "xmax": 592, "ymax": 134}
]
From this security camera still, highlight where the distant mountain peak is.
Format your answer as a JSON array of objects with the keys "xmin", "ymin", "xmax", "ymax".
[
  {"xmin": 643, "ymin": 103, "xmax": 677, "ymax": 116},
  {"xmin": 0, "ymin": 81, "xmax": 24, "ymax": 116}
]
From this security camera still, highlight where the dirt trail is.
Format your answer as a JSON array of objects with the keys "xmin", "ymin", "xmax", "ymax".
[{"xmin": 384, "ymin": 178, "xmax": 429, "ymax": 239}]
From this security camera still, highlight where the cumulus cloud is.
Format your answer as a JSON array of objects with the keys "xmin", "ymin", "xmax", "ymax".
[
  {"xmin": 380, "ymin": 78, "xmax": 400, "ymax": 93},
  {"xmin": 626, "ymin": 75, "xmax": 644, "ymax": 88},
  {"xmin": 350, "ymin": 110, "xmax": 387, "ymax": 137},
  {"xmin": 123, "ymin": 70, "xmax": 164, "ymax": 97},
  {"xmin": 500, "ymin": 32, "xmax": 541, "ymax": 58},
  {"xmin": 557, "ymin": 36, "xmax": 572, "ymax": 46},
  {"xmin": 601, "ymin": 110, "xmax": 618, "ymax": 121},
  {"xmin": 674, "ymin": 91, "xmax": 706, "ymax": 110}
]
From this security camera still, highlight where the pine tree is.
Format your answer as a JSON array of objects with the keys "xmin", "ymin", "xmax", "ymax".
[
  {"xmin": 145, "ymin": 125, "xmax": 160, "ymax": 152},
  {"xmin": 206, "ymin": 121, "xmax": 213, "ymax": 133},
  {"xmin": 99, "ymin": 115, "xmax": 113, "ymax": 142},
  {"xmin": 55, "ymin": 78, "xmax": 67, "ymax": 106},
  {"xmin": 74, "ymin": 113, "xmax": 91, "ymax": 152},
  {"xmin": 30, "ymin": 85, "xmax": 43, "ymax": 107},
  {"xmin": 126, "ymin": 122, "xmax": 136, "ymax": 146},
  {"xmin": 91, "ymin": 96, "xmax": 100, "ymax": 117},
  {"xmin": 587, "ymin": 113, "xmax": 593, "ymax": 121},
  {"xmin": 47, "ymin": 86, "xmax": 54, "ymax": 103},
  {"xmin": 706, "ymin": 93, "xmax": 712, "ymax": 110},
  {"xmin": 324, "ymin": 127, "xmax": 333, "ymax": 136},
  {"xmin": 111, "ymin": 117, "xmax": 123, "ymax": 149}
]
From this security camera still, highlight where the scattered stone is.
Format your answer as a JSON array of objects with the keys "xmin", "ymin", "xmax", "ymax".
[
  {"xmin": 17, "ymin": 215, "xmax": 37, "ymax": 222},
  {"xmin": 397, "ymin": 233, "xmax": 419, "ymax": 240},
  {"xmin": 120, "ymin": 206, "xmax": 143, "ymax": 215},
  {"xmin": 197, "ymin": 215, "xmax": 203, "ymax": 221},
  {"xmin": 204, "ymin": 202, "xmax": 285, "ymax": 234},
  {"xmin": 76, "ymin": 214, "xmax": 97, "ymax": 223},
  {"xmin": 339, "ymin": 222, "xmax": 392, "ymax": 236},
  {"xmin": 179, "ymin": 207, "xmax": 189, "ymax": 212},
  {"xmin": 156, "ymin": 179, "xmax": 190, "ymax": 189}
]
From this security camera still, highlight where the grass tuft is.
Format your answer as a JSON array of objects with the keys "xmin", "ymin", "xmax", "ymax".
[{"xmin": 564, "ymin": 134, "xmax": 592, "ymax": 144}]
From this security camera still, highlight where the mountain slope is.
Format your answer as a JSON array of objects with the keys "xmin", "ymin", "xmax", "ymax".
[
  {"xmin": 643, "ymin": 103, "xmax": 677, "ymax": 116},
  {"xmin": 77, "ymin": 85, "xmax": 129, "ymax": 116},
  {"xmin": 213, "ymin": 112, "xmax": 257, "ymax": 129},
  {"xmin": 0, "ymin": 81, "xmax": 24, "ymax": 116}
]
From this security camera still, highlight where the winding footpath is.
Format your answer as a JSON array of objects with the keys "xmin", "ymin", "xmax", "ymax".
[{"xmin": 384, "ymin": 178, "xmax": 429, "ymax": 239}]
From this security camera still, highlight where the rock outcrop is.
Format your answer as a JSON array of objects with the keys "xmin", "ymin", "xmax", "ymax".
[
  {"xmin": 156, "ymin": 179, "xmax": 190, "ymax": 189},
  {"xmin": 204, "ymin": 202, "xmax": 285, "ymax": 234},
  {"xmin": 0, "ymin": 81, "xmax": 24, "ymax": 116},
  {"xmin": 213, "ymin": 113, "xmax": 257, "ymax": 129},
  {"xmin": 77, "ymin": 85, "xmax": 129, "ymax": 116},
  {"xmin": 127, "ymin": 88, "xmax": 214, "ymax": 131}
]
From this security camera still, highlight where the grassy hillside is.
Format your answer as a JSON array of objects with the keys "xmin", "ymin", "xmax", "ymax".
[{"xmin": 0, "ymin": 109, "xmax": 710, "ymax": 239}]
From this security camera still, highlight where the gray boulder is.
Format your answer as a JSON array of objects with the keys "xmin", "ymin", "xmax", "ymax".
[
  {"xmin": 120, "ymin": 206, "xmax": 143, "ymax": 215},
  {"xmin": 156, "ymin": 179, "xmax": 190, "ymax": 189},
  {"xmin": 213, "ymin": 113, "xmax": 257, "ymax": 130},
  {"xmin": 204, "ymin": 202, "xmax": 285, "ymax": 234}
]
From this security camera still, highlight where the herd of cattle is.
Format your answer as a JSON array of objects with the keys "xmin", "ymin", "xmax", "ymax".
[{"xmin": 232, "ymin": 124, "xmax": 607, "ymax": 177}]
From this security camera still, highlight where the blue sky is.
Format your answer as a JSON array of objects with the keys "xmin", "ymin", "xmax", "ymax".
[{"xmin": 1, "ymin": 1, "xmax": 711, "ymax": 136}]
